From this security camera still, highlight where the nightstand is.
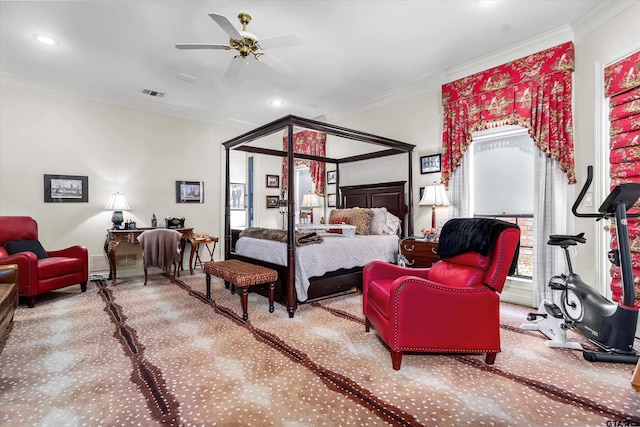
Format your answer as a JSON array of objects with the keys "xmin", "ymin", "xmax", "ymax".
[{"xmin": 399, "ymin": 238, "xmax": 440, "ymax": 267}]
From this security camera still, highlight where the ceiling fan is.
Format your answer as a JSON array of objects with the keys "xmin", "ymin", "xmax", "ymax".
[{"xmin": 175, "ymin": 12, "xmax": 302, "ymax": 76}]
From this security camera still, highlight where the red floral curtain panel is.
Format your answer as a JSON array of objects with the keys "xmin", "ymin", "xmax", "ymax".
[
  {"xmin": 441, "ymin": 41, "xmax": 576, "ymax": 188},
  {"xmin": 604, "ymin": 50, "xmax": 640, "ymax": 303},
  {"xmin": 281, "ymin": 130, "xmax": 327, "ymax": 197}
]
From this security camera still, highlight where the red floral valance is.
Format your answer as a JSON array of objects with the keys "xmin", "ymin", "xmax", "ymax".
[
  {"xmin": 281, "ymin": 130, "xmax": 326, "ymax": 197},
  {"xmin": 604, "ymin": 50, "xmax": 640, "ymax": 303},
  {"xmin": 441, "ymin": 41, "xmax": 576, "ymax": 188}
]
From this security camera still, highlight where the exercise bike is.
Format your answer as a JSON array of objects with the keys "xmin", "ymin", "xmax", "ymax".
[{"xmin": 523, "ymin": 166, "xmax": 640, "ymax": 364}]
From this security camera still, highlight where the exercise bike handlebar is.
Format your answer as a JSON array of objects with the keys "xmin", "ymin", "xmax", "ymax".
[{"xmin": 572, "ymin": 165, "xmax": 640, "ymax": 218}]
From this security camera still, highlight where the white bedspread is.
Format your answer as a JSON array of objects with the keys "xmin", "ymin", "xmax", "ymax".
[{"xmin": 235, "ymin": 233, "xmax": 399, "ymax": 301}]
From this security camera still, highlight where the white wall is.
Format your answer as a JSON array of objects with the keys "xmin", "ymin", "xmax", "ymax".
[{"xmin": 0, "ymin": 83, "xmax": 243, "ymax": 271}]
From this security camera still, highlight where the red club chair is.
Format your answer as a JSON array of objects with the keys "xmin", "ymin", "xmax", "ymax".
[
  {"xmin": 0, "ymin": 216, "xmax": 88, "ymax": 307},
  {"xmin": 363, "ymin": 218, "xmax": 521, "ymax": 370}
]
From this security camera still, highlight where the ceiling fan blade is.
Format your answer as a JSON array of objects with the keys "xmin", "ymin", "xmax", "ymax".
[
  {"xmin": 258, "ymin": 53, "xmax": 295, "ymax": 75},
  {"xmin": 225, "ymin": 57, "xmax": 244, "ymax": 78},
  {"xmin": 175, "ymin": 43, "xmax": 228, "ymax": 50},
  {"xmin": 209, "ymin": 13, "xmax": 243, "ymax": 40},
  {"xmin": 258, "ymin": 33, "xmax": 302, "ymax": 49}
]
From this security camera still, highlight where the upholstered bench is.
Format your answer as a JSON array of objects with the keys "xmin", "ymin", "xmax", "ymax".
[{"xmin": 203, "ymin": 259, "xmax": 277, "ymax": 321}]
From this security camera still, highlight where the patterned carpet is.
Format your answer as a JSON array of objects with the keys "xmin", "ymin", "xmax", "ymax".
[{"xmin": 1, "ymin": 271, "xmax": 639, "ymax": 426}]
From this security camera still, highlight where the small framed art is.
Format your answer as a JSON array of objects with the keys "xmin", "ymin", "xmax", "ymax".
[
  {"xmin": 266, "ymin": 174, "xmax": 279, "ymax": 188},
  {"xmin": 420, "ymin": 154, "xmax": 441, "ymax": 174},
  {"xmin": 176, "ymin": 181, "xmax": 204, "ymax": 203},
  {"xmin": 327, "ymin": 170, "xmax": 337, "ymax": 185},
  {"xmin": 327, "ymin": 193, "xmax": 336, "ymax": 207},
  {"xmin": 230, "ymin": 183, "xmax": 246, "ymax": 210},
  {"xmin": 44, "ymin": 174, "xmax": 88, "ymax": 203},
  {"xmin": 266, "ymin": 195, "xmax": 279, "ymax": 208}
]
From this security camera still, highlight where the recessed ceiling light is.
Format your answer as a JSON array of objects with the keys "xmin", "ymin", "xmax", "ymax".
[
  {"xmin": 270, "ymin": 99, "xmax": 283, "ymax": 107},
  {"xmin": 35, "ymin": 35, "xmax": 58, "ymax": 45}
]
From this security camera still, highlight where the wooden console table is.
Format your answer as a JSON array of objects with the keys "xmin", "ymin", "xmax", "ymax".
[{"xmin": 104, "ymin": 228, "xmax": 194, "ymax": 285}]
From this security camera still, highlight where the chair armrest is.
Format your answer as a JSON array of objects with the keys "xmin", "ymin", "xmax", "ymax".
[
  {"xmin": 46, "ymin": 245, "xmax": 88, "ymax": 259},
  {"xmin": 47, "ymin": 245, "xmax": 89, "ymax": 281},
  {"xmin": 363, "ymin": 260, "xmax": 430, "ymax": 284}
]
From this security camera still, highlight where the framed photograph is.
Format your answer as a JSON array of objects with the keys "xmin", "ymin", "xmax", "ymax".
[
  {"xmin": 44, "ymin": 174, "xmax": 88, "ymax": 203},
  {"xmin": 420, "ymin": 154, "xmax": 441, "ymax": 174},
  {"xmin": 266, "ymin": 195, "xmax": 279, "ymax": 208},
  {"xmin": 327, "ymin": 170, "xmax": 337, "ymax": 185},
  {"xmin": 176, "ymin": 181, "xmax": 204, "ymax": 203},
  {"xmin": 327, "ymin": 193, "xmax": 336, "ymax": 207},
  {"xmin": 230, "ymin": 183, "xmax": 246, "ymax": 210},
  {"xmin": 266, "ymin": 174, "xmax": 280, "ymax": 188}
]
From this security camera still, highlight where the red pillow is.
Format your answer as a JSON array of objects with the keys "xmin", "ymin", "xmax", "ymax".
[{"xmin": 328, "ymin": 216, "xmax": 349, "ymax": 234}]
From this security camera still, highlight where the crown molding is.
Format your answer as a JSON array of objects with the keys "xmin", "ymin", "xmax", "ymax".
[{"xmin": 0, "ymin": 72, "xmax": 254, "ymax": 130}]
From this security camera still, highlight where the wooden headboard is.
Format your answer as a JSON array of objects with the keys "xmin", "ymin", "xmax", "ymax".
[{"xmin": 339, "ymin": 181, "xmax": 409, "ymax": 235}]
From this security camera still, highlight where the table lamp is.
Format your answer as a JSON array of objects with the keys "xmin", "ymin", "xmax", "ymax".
[
  {"xmin": 419, "ymin": 184, "xmax": 449, "ymax": 229},
  {"xmin": 301, "ymin": 192, "xmax": 321, "ymax": 224},
  {"xmin": 105, "ymin": 192, "xmax": 130, "ymax": 229}
]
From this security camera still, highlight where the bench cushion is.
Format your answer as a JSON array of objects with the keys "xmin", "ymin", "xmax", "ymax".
[{"xmin": 203, "ymin": 259, "xmax": 277, "ymax": 287}]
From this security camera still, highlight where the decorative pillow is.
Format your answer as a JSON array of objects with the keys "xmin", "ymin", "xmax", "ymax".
[
  {"xmin": 348, "ymin": 208, "xmax": 374, "ymax": 235},
  {"xmin": 382, "ymin": 212, "xmax": 402, "ymax": 235},
  {"xmin": 369, "ymin": 207, "xmax": 388, "ymax": 235},
  {"xmin": 4, "ymin": 239, "xmax": 49, "ymax": 259}
]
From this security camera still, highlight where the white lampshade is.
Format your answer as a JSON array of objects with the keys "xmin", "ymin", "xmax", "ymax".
[
  {"xmin": 105, "ymin": 193, "xmax": 130, "ymax": 211},
  {"xmin": 419, "ymin": 184, "xmax": 449, "ymax": 207},
  {"xmin": 301, "ymin": 192, "xmax": 321, "ymax": 208}
]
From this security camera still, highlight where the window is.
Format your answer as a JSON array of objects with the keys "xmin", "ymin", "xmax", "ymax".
[{"xmin": 471, "ymin": 127, "xmax": 535, "ymax": 278}]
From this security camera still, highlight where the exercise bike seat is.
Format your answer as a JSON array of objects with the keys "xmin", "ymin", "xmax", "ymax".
[{"xmin": 547, "ymin": 233, "xmax": 586, "ymax": 246}]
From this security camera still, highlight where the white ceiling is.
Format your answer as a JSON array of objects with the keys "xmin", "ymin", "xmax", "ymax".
[{"xmin": 0, "ymin": 1, "xmax": 628, "ymax": 126}]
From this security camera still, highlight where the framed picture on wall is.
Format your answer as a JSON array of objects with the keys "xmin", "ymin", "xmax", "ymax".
[
  {"xmin": 266, "ymin": 174, "xmax": 279, "ymax": 188},
  {"xmin": 230, "ymin": 183, "xmax": 246, "ymax": 210},
  {"xmin": 266, "ymin": 195, "xmax": 279, "ymax": 208},
  {"xmin": 327, "ymin": 170, "xmax": 337, "ymax": 185},
  {"xmin": 176, "ymin": 181, "xmax": 204, "ymax": 203},
  {"xmin": 44, "ymin": 174, "xmax": 88, "ymax": 203},
  {"xmin": 327, "ymin": 193, "xmax": 336, "ymax": 207},
  {"xmin": 420, "ymin": 154, "xmax": 441, "ymax": 174}
]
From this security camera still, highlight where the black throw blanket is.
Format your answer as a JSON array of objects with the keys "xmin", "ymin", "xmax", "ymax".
[{"xmin": 437, "ymin": 218, "xmax": 520, "ymax": 274}]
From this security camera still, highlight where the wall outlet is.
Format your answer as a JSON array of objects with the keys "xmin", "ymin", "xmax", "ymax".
[{"xmin": 585, "ymin": 193, "xmax": 593, "ymax": 207}]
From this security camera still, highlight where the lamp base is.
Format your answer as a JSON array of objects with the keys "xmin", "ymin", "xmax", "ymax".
[{"xmin": 111, "ymin": 210, "xmax": 124, "ymax": 230}]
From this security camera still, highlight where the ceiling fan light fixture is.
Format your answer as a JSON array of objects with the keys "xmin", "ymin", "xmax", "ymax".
[{"xmin": 35, "ymin": 35, "xmax": 57, "ymax": 45}]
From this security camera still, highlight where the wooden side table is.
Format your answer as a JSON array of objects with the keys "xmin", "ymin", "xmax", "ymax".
[
  {"xmin": 399, "ymin": 238, "xmax": 440, "ymax": 267},
  {"xmin": 191, "ymin": 233, "xmax": 219, "ymax": 271}
]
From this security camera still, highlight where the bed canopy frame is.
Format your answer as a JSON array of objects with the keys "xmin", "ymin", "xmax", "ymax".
[{"xmin": 222, "ymin": 115, "xmax": 416, "ymax": 316}]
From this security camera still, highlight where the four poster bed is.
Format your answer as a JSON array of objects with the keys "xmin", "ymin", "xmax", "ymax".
[{"xmin": 222, "ymin": 115, "xmax": 415, "ymax": 317}]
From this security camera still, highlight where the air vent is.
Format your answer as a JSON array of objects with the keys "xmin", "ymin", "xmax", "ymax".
[{"xmin": 142, "ymin": 89, "xmax": 165, "ymax": 98}]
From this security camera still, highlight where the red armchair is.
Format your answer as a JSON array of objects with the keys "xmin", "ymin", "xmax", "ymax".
[
  {"xmin": 363, "ymin": 218, "xmax": 520, "ymax": 370},
  {"xmin": 0, "ymin": 216, "xmax": 88, "ymax": 307}
]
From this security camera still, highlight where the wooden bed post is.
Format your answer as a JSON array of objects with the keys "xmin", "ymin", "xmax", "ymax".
[
  {"xmin": 224, "ymin": 147, "xmax": 231, "ymax": 260},
  {"xmin": 407, "ymin": 150, "xmax": 414, "ymax": 237},
  {"xmin": 286, "ymin": 124, "xmax": 297, "ymax": 318}
]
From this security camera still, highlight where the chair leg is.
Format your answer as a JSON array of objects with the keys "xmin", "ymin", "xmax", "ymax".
[
  {"xmin": 485, "ymin": 352, "xmax": 497, "ymax": 365},
  {"xmin": 144, "ymin": 267, "xmax": 148, "ymax": 285},
  {"xmin": 365, "ymin": 317, "xmax": 371, "ymax": 332},
  {"xmin": 391, "ymin": 351, "xmax": 403, "ymax": 370},
  {"xmin": 27, "ymin": 296, "xmax": 36, "ymax": 308},
  {"xmin": 80, "ymin": 281, "xmax": 87, "ymax": 292}
]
